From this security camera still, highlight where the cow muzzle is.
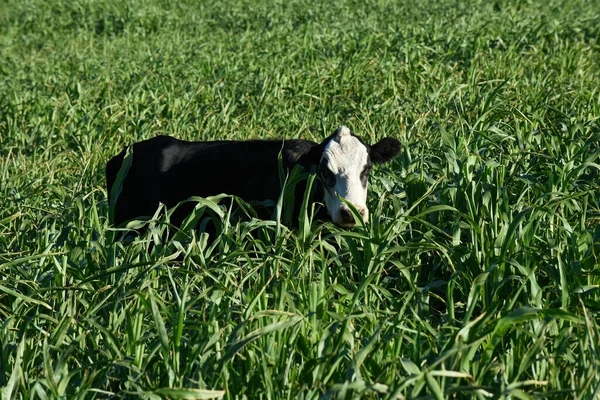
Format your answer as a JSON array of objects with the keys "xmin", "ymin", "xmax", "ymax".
[{"xmin": 333, "ymin": 204, "xmax": 369, "ymax": 227}]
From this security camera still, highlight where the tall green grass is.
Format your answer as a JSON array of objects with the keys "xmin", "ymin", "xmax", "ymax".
[{"xmin": 1, "ymin": 0, "xmax": 599, "ymax": 398}]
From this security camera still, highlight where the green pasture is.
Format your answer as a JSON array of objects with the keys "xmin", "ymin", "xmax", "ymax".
[{"xmin": 1, "ymin": 0, "xmax": 599, "ymax": 398}]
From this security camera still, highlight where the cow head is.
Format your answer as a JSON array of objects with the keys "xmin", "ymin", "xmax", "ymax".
[
  {"xmin": 319, "ymin": 126, "xmax": 401, "ymax": 226},
  {"xmin": 288, "ymin": 126, "xmax": 401, "ymax": 227}
]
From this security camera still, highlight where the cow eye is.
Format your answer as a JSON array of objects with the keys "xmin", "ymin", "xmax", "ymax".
[
  {"xmin": 360, "ymin": 165, "xmax": 371, "ymax": 186},
  {"xmin": 318, "ymin": 162, "xmax": 336, "ymax": 188}
]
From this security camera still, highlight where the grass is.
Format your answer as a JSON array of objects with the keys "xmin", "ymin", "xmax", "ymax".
[{"xmin": 1, "ymin": 0, "xmax": 599, "ymax": 398}]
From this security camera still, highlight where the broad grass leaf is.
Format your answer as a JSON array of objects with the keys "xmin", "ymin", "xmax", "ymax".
[
  {"xmin": 424, "ymin": 371, "xmax": 444, "ymax": 400},
  {"xmin": 108, "ymin": 146, "xmax": 133, "ymax": 224},
  {"xmin": 86, "ymin": 319, "xmax": 124, "ymax": 358},
  {"xmin": 2, "ymin": 334, "xmax": 25, "ymax": 399},
  {"xmin": 539, "ymin": 308, "xmax": 585, "ymax": 324},
  {"xmin": 1, "ymin": 252, "xmax": 68, "ymax": 270},
  {"xmin": 400, "ymin": 359, "xmax": 420, "ymax": 375},
  {"xmin": 299, "ymin": 173, "xmax": 317, "ymax": 241},
  {"xmin": 154, "ymin": 388, "xmax": 225, "ymax": 399},
  {"xmin": 354, "ymin": 324, "xmax": 383, "ymax": 368},
  {"xmin": 221, "ymin": 315, "xmax": 303, "ymax": 364},
  {"xmin": 149, "ymin": 289, "xmax": 170, "ymax": 354},
  {"xmin": 464, "ymin": 272, "xmax": 489, "ymax": 323},
  {"xmin": 0, "ymin": 212, "xmax": 21, "ymax": 227},
  {"xmin": 0, "ymin": 284, "xmax": 53, "ymax": 310}
]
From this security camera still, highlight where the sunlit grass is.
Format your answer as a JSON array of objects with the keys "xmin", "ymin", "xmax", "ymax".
[{"xmin": 1, "ymin": 0, "xmax": 599, "ymax": 398}]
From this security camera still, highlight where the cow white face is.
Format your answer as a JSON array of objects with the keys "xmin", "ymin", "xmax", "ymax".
[
  {"xmin": 316, "ymin": 126, "xmax": 402, "ymax": 227},
  {"xmin": 317, "ymin": 127, "xmax": 371, "ymax": 227}
]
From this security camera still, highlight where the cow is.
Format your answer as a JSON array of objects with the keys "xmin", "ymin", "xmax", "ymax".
[{"xmin": 106, "ymin": 126, "xmax": 401, "ymax": 230}]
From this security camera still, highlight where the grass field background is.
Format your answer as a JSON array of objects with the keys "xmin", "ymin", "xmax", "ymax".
[{"xmin": 1, "ymin": 0, "xmax": 599, "ymax": 398}]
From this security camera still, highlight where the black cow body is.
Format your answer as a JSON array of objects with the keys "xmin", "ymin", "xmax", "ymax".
[
  {"xmin": 106, "ymin": 127, "xmax": 401, "ymax": 229},
  {"xmin": 106, "ymin": 136, "xmax": 325, "ymax": 227}
]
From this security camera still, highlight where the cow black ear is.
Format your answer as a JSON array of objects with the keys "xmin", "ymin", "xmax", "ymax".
[{"xmin": 371, "ymin": 137, "xmax": 401, "ymax": 164}]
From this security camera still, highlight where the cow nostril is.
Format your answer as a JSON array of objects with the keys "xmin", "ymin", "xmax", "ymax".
[
  {"xmin": 358, "ymin": 208, "xmax": 366, "ymax": 216},
  {"xmin": 339, "ymin": 208, "xmax": 354, "ymax": 224}
]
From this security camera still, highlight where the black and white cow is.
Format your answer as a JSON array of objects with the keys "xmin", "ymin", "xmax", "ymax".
[{"xmin": 106, "ymin": 126, "xmax": 401, "ymax": 229}]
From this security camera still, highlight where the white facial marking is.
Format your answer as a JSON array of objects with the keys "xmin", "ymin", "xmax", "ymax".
[{"xmin": 321, "ymin": 126, "xmax": 370, "ymax": 227}]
